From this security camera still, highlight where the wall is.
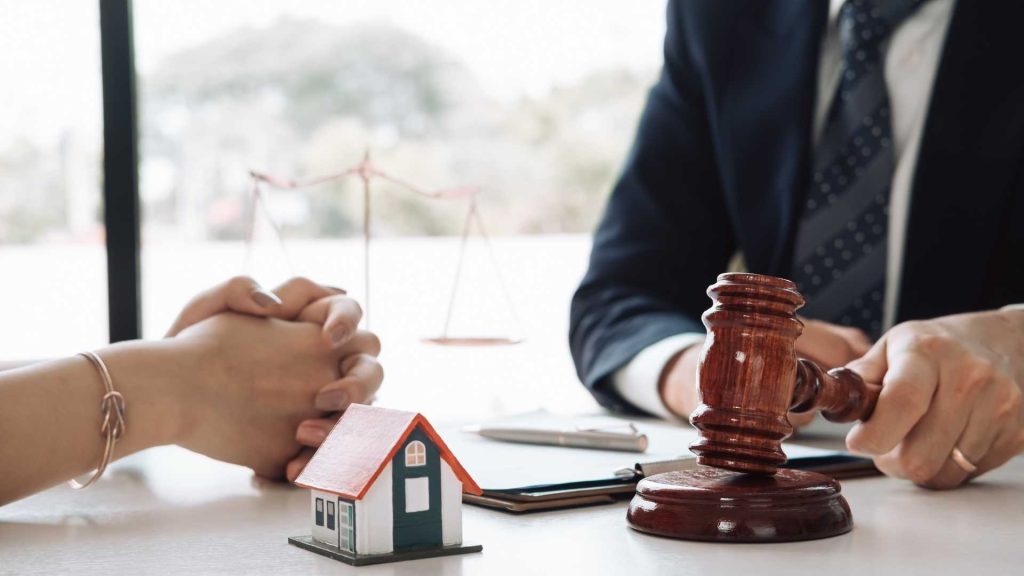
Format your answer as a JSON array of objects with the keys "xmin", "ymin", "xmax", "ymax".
[
  {"xmin": 355, "ymin": 462, "xmax": 394, "ymax": 555},
  {"xmin": 310, "ymin": 489, "xmax": 337, "ymax": 547},
  {"xmin": 440, "ymin": 460, "xmax": 463, "ymax": 546}
]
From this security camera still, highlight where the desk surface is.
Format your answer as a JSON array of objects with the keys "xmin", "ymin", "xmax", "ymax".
[
  {"xmin": 2, "ymin": 440, "xmax": 1021, "ymax": 576},
  {"xmin": 2, "ymin": 238, "xmax": 1022, "ymax": 574}
]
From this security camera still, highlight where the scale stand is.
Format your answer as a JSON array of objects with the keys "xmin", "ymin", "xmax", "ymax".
[
  {"xmin": 246, "ymin": 149, "xmax": 522, "ymax": 345},
  {"xmin": 422, "ymin": 195, "xmax": 522, "ymax": 346}
]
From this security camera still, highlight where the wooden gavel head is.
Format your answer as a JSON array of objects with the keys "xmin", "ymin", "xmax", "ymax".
[{"xmin": 688, "ymin": 273, "xmax": 881, "ymax": 475}]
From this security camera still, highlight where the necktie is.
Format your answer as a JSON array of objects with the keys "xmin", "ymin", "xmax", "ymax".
[{"xmin": 791, "ymin": 0, "xmax": 926, "ymax": 339}]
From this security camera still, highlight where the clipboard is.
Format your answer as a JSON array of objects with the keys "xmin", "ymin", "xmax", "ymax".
[{"xmin": 445, "ymin": 411, "xmax": 877, "ymax": 513}]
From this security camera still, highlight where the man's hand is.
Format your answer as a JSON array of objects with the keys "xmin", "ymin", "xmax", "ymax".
[
  {"xmin": 660, "ymin": 318, "xmax": 871, "ymax": 428},
  {"xmin": 796, "ymin": 317, "xmax": 872, "ymax": 371},
  {"xmin": 659, "ymin": 344, "xmax": 702, "ymax": 420},
  {"xmin": 845, "ymin": 310, "xmax": 1024, "ymax": 489}
]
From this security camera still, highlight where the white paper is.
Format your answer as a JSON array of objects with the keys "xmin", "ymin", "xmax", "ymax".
[{"xmin": 443, "ymin": 410, "xmax": 841, "ymax": 492}]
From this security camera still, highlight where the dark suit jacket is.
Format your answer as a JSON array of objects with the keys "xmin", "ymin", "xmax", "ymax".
[{"xmin": 569, "ymin": 0, "xmax": 1024, "ymax": 413}]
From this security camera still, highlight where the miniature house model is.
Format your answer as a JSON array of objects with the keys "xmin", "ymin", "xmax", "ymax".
[{"xmin": 289, "ymin": 404, "xmax": 482, "ymax": 565}]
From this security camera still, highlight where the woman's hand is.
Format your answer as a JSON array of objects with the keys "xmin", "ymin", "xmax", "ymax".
[
  {"xmin": 166, "ymin": 276, "xmax": 381, "ymax": 405},
  {"xmin": 170, "ymin": 312, "xmax": 366, "ymax": 479},
  {"xmin": 166, "ymin": 275, "xmax": 348, "ymax": 340},
  {"xmin": 281, "ymin": 297, "xmax": 384, "ymax": 480},
  {"xmin": 165, "ymin": 276, "xmax": 384, "ymax": 480},
  {"xmin": 0, "ymin": 276, "xmax": 381, "ymax": 503}
]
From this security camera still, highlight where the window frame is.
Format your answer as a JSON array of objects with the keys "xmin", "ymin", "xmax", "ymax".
[
  {"xmin": 99, "ymin": 0, "xmax": 142, "ymax": 342},
  {"xmin": 405, "ymin": 440, "xmax": 426, "ymax": 467}
]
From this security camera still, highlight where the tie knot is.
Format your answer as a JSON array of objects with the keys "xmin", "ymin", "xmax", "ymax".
[{"xmin": 839, "ymin": 0, "xmax": 926, "ymax": 53}]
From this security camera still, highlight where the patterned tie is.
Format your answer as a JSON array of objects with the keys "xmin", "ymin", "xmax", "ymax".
[{"xmin": 791, "ymin": 0, "xmax": 926, "ymax": 339}]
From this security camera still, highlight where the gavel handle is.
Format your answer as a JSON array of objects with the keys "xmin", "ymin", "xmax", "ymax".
[{"xmin": 791, "ymin": 359, "xmax": 882, "ymax": 423}]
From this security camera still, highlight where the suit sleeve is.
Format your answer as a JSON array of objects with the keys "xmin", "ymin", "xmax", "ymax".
[{"xmin": 569, "ymin": 0, "xmax": 736, "ymax": 413}]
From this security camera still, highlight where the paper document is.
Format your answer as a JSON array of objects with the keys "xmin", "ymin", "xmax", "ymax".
[{"xmin": 442, "ymin": 410, "xmax": 840, "ymax": 494}]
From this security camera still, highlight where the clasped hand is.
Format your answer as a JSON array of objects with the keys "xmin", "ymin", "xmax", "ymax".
[{"xmin": 164, "ymin": 276, "xmax": 383, "ymax": 481}]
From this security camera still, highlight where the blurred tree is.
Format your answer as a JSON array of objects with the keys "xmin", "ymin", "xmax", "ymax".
[
  {"xmin": 147, "ymin": 18, "xmax": 472, "ymax": 137},
  {"xmin": 0, "ymin": 139, "xmax": 66, "ymax": 243},
  {"xmin": 139, "ymin": 18, "xmax": 654, "ymax": 240}
]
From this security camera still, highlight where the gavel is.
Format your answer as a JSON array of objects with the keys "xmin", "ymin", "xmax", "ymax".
[
  {"xmin": 689, "ymin": 272, "xmax": 882, "ymax": 474},
  {"xmin": 627, "ymin": 272, "xmax": 883, "ymax": 543}
]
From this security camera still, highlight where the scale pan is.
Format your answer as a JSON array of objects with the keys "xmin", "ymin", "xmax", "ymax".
[{"xmin": 421, "ymin": 337, "xmax": 523, "ymax": 346}]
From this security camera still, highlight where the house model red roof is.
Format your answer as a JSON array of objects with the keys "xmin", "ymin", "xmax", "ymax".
[{"xmin": 294, "ymin": 404, "xmax": 483, "ymax": 499}]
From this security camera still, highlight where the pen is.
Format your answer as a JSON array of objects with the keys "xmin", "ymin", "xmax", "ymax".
[{"xmin": 465, "ymin": 425, "xmax": 649, "ymax": 452}]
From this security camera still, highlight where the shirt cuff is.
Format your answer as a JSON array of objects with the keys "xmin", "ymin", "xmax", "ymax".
[
  {"xmin": 1001, "ymin": 303, "xmax": 1024, "ymax": 312},
  {"xmin": 611, "ymin": 333, "xmax": 706, "ymax": 420}
]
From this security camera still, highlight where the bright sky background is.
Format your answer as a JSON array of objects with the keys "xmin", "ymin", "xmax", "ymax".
[{"xmin": 0, "ymin": 0, "xmax": 666, "ymax": 148}]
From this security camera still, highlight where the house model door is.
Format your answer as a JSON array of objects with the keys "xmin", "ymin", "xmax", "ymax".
[
  {"xmin": 392, "ymin": 430, "xmax": 443, "ymax": 550},
  {"xmin": 337, "ymin": 501, "xmax": 354, "ymax": 552}
]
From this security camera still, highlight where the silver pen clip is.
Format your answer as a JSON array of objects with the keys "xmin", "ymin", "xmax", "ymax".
[{"xmin": 574, "ymin": 422, "xmax": 641, "ymax": 436}]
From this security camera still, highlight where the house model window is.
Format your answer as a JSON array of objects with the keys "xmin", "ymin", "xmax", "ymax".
[
  {"xmin": 315, "ymin": 498, "xmax": 324, "ymax": 526},
  {"xmin": 405, "ymin": 477, "xmax": 430, "ymax": 513},
  {"xmin": 405, "ymin": 441, "xmax": 426, "ymax": 467}
]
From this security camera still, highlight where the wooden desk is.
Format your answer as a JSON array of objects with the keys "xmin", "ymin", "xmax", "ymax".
[{"xmin": 1, "ymin": 442, "xmax": 1021, "ymax": 575}]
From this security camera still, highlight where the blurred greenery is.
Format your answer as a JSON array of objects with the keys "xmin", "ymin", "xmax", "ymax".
[
  {"xmin": 0, "ymin": 139, "xmax": 67, "ymax": 243},
  {"xmin": 2, "ymin": 17, "xmax": 655, "ymax": 243}
]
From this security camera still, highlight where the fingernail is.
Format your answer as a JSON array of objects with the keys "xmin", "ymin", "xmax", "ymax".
[
  {"xmin": 315, "ymin": 389, "xmax": 350, "ymax": 411},
  {"xmin": 325, "ymin": 285, "xmax": 348, "ymax": 295},
  {"xmin": 331, "ymin": 325, "xmax": 351, "ymax": 344},
  {"xmin": 251, "ymin": 288, "xmax": 283, "ymax": 308},
  {"xmin": 297, "ymin": 424, "xmax": 328, "ymax": 445}
]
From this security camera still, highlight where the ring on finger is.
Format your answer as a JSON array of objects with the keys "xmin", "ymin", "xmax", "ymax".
[{"xmin": 950, "ymin": 447, "xmax": 978, "ymax": 473}]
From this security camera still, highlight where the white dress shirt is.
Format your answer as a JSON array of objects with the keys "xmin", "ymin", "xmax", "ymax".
[{"xmin": 613, "ymin": 0, "xmax": 957, "ymax": 419}]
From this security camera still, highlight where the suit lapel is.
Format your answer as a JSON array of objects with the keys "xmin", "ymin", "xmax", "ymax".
[
  {"xmin": 897, "ymin": 0, "xmax": 1024, "ymax": 320},
  {"xmin": 714, "ymin": 0, "xmax": 829, "ymax": 274}
]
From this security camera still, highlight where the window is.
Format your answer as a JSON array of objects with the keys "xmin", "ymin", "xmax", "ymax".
[
  {"xmin": 315, "ymin": 497, "xmax": 324, "ymax": 526},
  {"xmin": 128, "ymin": 1, "xmax": 665, "ymax": 374},
  {"xmin": 326, "ymin": 500, "xmax": 335, "ymax": 530},
  {"xmin": 405, "ymin": 477, "xmax": 430, "ymax": 513},
  {"xmin": 338, "ymin": 501, "xmax": 354, "ymax": 552},
  {"xmin": 1, "ymin": 2, "xmax": 663, "ymax": 416},
  {"xmin": 405, "ymin": 441, "xmax": 426, "ymax": 467},
  {"xmin": 0, "ymin": 1, "xmax": 108, "ymax": 360}
]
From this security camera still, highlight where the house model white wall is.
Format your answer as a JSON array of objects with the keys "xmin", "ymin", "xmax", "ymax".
[{"xmin": 293, "ymin": 404, "xmax": 482, "ymax": 560}]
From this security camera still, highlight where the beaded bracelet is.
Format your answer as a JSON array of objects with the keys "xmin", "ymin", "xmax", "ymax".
[{"xmin": 68, "ymin": 351, "xmax": 126, "ymax": 490}]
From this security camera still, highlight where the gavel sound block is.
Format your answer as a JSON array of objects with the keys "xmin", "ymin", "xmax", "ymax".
[{"xmin": 626, "ymin": 273, "xmax": 881, "ymax": 543}]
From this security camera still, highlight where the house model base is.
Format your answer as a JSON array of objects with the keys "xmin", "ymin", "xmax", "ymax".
[
  {"xmin": 288, "ymin": 536, "xmax": 482, "ymax": 566},
  {"xmin": 290, "ymin": 405, "xmax": 486, "ymax": 566}
]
